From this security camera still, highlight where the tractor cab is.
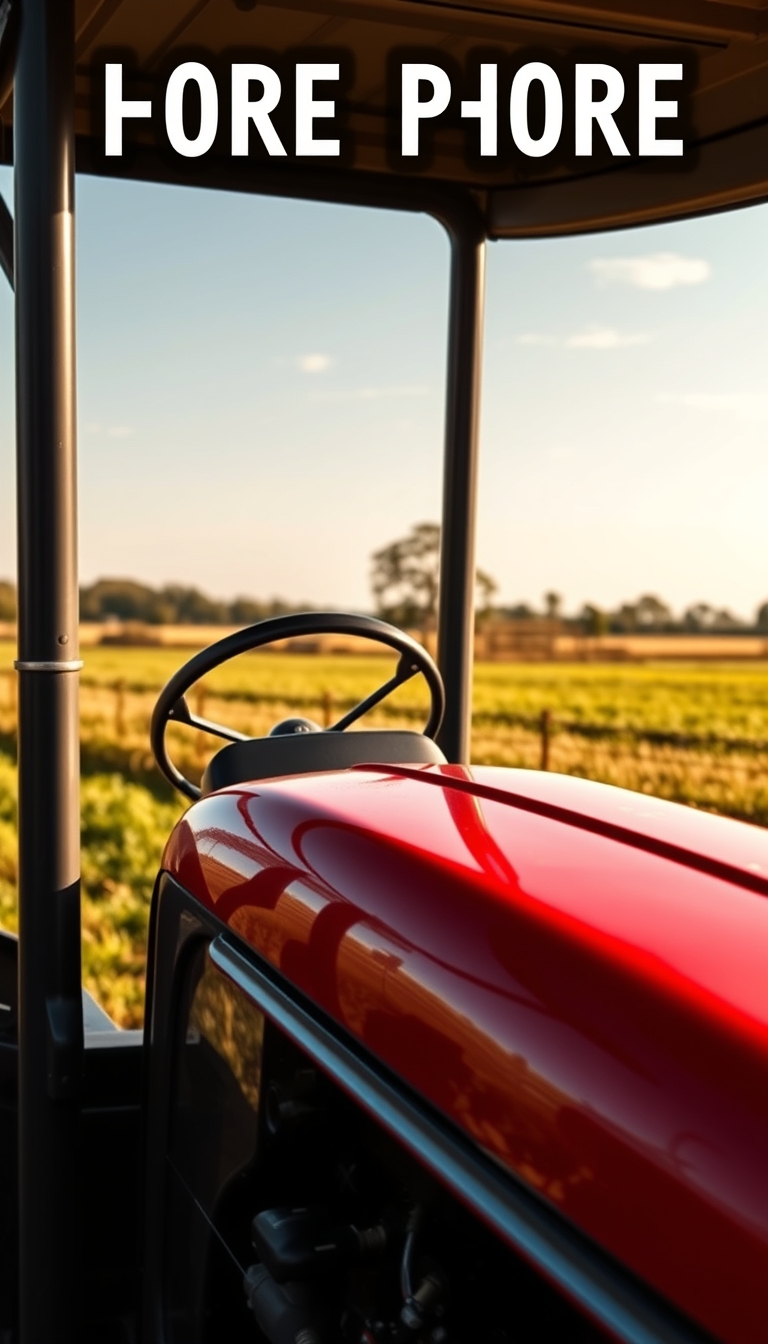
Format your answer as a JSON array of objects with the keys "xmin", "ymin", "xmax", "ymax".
[{"xmin": 0, "ymin": 3, "xmax": 767, "ymax": 1343}]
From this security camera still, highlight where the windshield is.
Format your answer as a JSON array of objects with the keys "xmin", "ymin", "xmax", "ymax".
[{"xmin": 0, "ymin": 166, "xmax": 766, "ymax": 1027}]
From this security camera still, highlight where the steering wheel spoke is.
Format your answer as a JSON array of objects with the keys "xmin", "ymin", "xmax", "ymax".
[
  {"xmin": 329, "ymin": 653, "xmax": 419, "ymax": 732},
  {"xmin": 169, "ymin": 695, "xmax": 251, "ymax": 745}
]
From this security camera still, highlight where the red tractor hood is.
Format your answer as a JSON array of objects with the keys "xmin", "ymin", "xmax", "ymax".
[{"xmin": 163, "ymin": 765, "xmax": 768, "ymax": 1344}]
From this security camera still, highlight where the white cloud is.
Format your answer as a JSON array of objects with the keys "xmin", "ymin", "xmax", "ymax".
[
  {"xmin": 566, "ymin": 325, "xmax": 651, "ymax": 350},
  {"xmin": 297, "ymin": 353, "xmax": 332, "ymax": 373},
  {"xmin": 516, "ymin": 326, "xmax": 651, "ymax": 350},
  {"xmin": 656, "ymin": 392, "xmax": 768, "ymax": 422},
  {"xmin": 107, "ymin": 425, "xmax": 134, "ymax": 439},
  {"xmin": 588, "ymin": 252, "xmax": 711, "ymax": 291}
]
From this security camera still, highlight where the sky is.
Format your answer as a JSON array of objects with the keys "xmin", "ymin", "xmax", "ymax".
[{"xmin": 0, "ymin": 163, "xmax": 766, "ymax": 620}]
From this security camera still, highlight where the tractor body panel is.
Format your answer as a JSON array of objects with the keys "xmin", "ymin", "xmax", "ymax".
[{"xmin": 163, "ymin": 765, "xmax": 768, "ymax": 1344}]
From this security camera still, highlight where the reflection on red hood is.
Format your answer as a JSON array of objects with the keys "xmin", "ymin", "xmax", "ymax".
[{"xmin": 164, "ymin": 765, "xmax": 768, "ymax": 1344}]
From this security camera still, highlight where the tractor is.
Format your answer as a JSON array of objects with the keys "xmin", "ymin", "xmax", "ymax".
[{"xmin": 0, "ymin": 2, "xmax": 765, "ymax": 1342}]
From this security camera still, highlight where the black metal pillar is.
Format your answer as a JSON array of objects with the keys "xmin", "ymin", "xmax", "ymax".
[
  {"xmin": 435, "ymin": 211, "xmax": 486, "ymax": 764},
  {"xmin": 0, "ymin": 189, "xmax": 12, "ymax": 289},
  {"xmin": 14, "ymin": 1, "xmax": 82, "ymax": 1340}
]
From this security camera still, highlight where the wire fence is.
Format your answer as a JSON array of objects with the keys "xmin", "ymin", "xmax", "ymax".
[{"xmin": 2, "ymin": 669, "xmax": 767, "ymax": 767}]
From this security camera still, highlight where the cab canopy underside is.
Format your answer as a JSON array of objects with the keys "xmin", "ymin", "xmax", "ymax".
[{"xmin": 3, "ymin": 0, "xmax": 768, "ymax": 234}]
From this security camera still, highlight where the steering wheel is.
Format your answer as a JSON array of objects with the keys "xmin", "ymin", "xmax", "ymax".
[{"xmin": 151, "ymin": 611, "xmax": 445, "ymax": 801}]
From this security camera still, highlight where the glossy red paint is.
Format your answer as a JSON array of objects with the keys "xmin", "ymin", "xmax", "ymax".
[{"xmin": 163, "ymin": 765, "xmax": 768, "ymax": 1344}]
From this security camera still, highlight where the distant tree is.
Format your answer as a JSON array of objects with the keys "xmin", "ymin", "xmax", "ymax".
[
  {"xmin": 79, "ymin": 579, "xmax": 306, "ymax": 626},
  {"xmin": 634, "ymin": 595, "xmax": 673, "ymax": 629},
  {"xmin": 711, "ymin": 607, "xmax": 744, "ymax": 630},
  {"xmin": 230, "ymin": 597, "xmax": 270, "ymax": 625},
  {"xmin": 0, "ymin": 581, "xmax": 15, "ymax": 621},
  {"xmin": 611, "ymin": 602, "xmax": 639, "ymax": 633},
  {"xmin": 544, "ymin": 591, "xmax": 562, "ymax": 621},
  {"xmin": 475, "ymin": 570, "xmax": 498, "ymax": 625},
  {"xmin": 80, "ymin": 579, "xmax": 171, "ymax": 624},
  {"xmin": 684, "ymin": 602, "xmax": 744, "ymax": 632},
  {"xmin": 157, "ymin": 584, "xmax": 228, "ymax": 625},
  {"xmin": 580, "ymin": 603, "xmax": 608, "ymax": 637},
  {"xmin": 229, "ymin": 597, "xmax": 301, "ymax": 625},
  {"xmin": 757, "ymin": 601, "xmax": 768, "ymax": 632},
  {"xmin": 371, "ymin": 522, "xmax": 497, "ymax": 637},
  {"xmin": 683, "ymin": 602, "xmax": 716, "ymax": 631},
  {"xmin": 499, "ymin": 602, "xmax": 536, "ymax": 621}
]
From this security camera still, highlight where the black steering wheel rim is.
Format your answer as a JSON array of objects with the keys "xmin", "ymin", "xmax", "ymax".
[{"xmin": 151, "ymin": 611, "xmax": 445, "ymax": 800}]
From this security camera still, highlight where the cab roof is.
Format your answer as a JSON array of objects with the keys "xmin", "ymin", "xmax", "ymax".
[{"xmin": 3, "ymin": 0, "xmax": 768, "ymax": 234}]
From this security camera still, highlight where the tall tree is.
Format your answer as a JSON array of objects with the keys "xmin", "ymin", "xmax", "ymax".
[
  {"xmin": 613, "ymin": 594, "xmax": 673, "ymax": 632},
  {"xmin": 371, "ymin": 522, "xmax": 497, "ymax": 637},
  {"xmin": 580, "ymin": 603, "xmax": 608, "ymax": 636},
  {"xmin": 544, "ymin": 591, "xmax": 562, "ymax": 620}
]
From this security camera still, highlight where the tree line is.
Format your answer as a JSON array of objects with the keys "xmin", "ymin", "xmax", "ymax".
[
  {"xmin": 369, "ymin": 524, "xmax": 768, "ymax": 635},
  {"xmin": 0, "ymin": 518, "xmax": 765, "ymax": 633},
  {"xmin": 507, "ymin": 591, "xmax": 768, "ymax": 635},
  {"xmin": 0, "ymin": 578, "xmax": 300, "ymax": 626}
]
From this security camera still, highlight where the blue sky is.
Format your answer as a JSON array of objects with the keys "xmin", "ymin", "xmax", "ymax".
[{"xmin": 0, "ymin": 164, "xmax": 766, "ymax": 619}]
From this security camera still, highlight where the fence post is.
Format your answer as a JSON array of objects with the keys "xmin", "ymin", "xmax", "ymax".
[
  {"xmin": 540, "ymin": 709, "xmax": 551, "ymax": 771},
  {"xmin": 114, "ymin": 679, "xmax": 126, "ymax": 740}
]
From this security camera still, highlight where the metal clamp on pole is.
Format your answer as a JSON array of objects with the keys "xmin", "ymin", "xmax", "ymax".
[{"xmin": 14, "ymin": 659, "xmax": 84, "ymax": 671}]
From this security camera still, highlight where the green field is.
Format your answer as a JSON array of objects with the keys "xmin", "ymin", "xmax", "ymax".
[
  {"xmin": 4, "ymin": 641, "xmax": 767, "ymax": 735},
  {"xmin": 0, "ymin": 643, "xmax": 766, "ymax": 1025},
  {"xmin": 0, "ymin": 757, "xmax": 182, "ymax": 1026}
]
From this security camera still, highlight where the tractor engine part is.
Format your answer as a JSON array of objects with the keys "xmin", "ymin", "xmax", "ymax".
[
  {"xmin": 400, "ymin": 1271, "xmax": 447, "ymax": 1337},
  {"xmin": 265, "ymin": 1072, "xmax": 324, "ymax": 1138},
  {"xmin": 253, "ymin": 1206, "xmax": 389, "ymax": 1282},
  {"xmin": 244, "ymin": 1263, "xmax": 328, "ymax": 1344}
]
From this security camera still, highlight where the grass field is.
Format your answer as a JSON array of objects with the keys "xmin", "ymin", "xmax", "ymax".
[
  {"xmin": 0, "ymin": 642, "xmax": 766, "ymax": 1025},
  {"xmin": 4, "ymin": 640, "xmax": 767, "ymax": 735}
]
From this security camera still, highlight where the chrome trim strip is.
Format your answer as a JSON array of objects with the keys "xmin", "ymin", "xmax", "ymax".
[
  {"xmin": 14, "ymin": 659, "xmax": 83, "ymax": 671},
  {"xmin": 210, "ymin": 934, "xmax": 716, "ymax": 1344}
]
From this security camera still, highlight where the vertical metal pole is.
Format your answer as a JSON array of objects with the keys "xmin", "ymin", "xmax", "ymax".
[
  {"xmin": 0, "ymin": 189, "xmax": 13, "ymax": 290},
  {"xmin": 435, "ymin": 212, "xmax": 486, "ymax": 764},
  {"xmin": 14, "ymin": 1, "xmax": 82, "ymax": 1340}
]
